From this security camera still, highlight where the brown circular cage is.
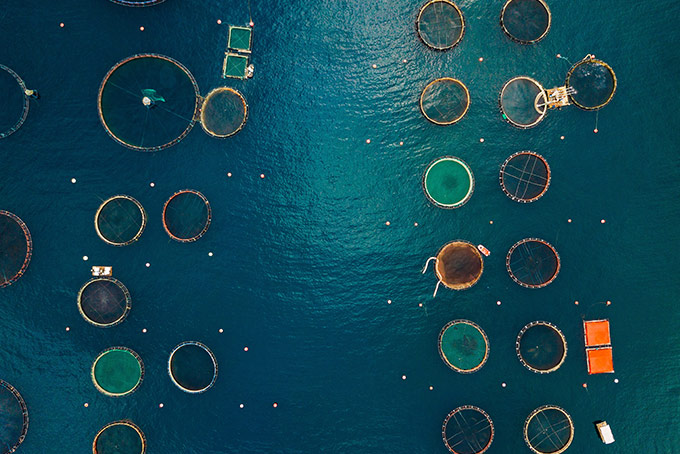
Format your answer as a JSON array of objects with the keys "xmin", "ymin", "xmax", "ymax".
[
  {"xmin": 499, "ymin": 151, "xmax": 550, "ymax": 203},
  {"xmin": 516, "ymin": 321, "xmax": 567, "ymax": 373},
  {"xmin": 93, "ymin": 420, "xmax": 146, "ymax": 454},
  {"xmin": 0, "ymin": 380, "xmax": 29, "ymax": 454},
  {"xmin": 523, "ymin": 405, "xmax": 574, "ymax": 454},
  {"xmin": 0, "ymin": 210, "xmax": 32, "ymax": 288},
  {"xmin": 162, "ymin": 190, "xmax": 211, "ymax": 242},
  {"xmin": 94, "ymin": 195, "xmax": 147, "ymax": 247},
  {"xmin": 77, "ymin": 278, "xmax": 131, "ymax": 328},
  {"xmin": 500, "ymin": 0, "xmax": 551, "ymax": 44},
  {"xmin": 417, "ymin": 0, "xmax": 465, "ymax": 51},
  {"xmin": 442, "ymin": 405, "xmax": 494, "ymax": 454},
  {"xmin": 506, "ymin": 238, "xmax": 560, "ymax": 288},
  {"xmin": 200, "ymin": 87, "xmax": 248, "ymax": 138}
]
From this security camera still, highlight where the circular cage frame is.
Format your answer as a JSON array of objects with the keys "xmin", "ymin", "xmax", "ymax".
[
  {"xmin": 91, "ymin": 346, "xmax": 145, "ymax": 397},
  {"xmin": 167, "ymin": 341, "xmax": 218, "ymax": 394},
  {"xmin": 435, "ymin": 240, "xmax": 484, "ymax": 290},
  {"xmin": 499, "ymin": 76, "xmax": 548, "ymax": 129},
  {"xmin": 442, "ymin": 405, "xmax": 495, "ymax": 454},
  {"xmin": 500, "ymin": 0, "xmax": 552, "ymax": 44},
  {"xmin": 515, "ymin": 321, "xmax": 567, "ymax": 373},
  {"xmin": 94, "ymin": 195, "xmax": 147, "ymax": 247},
  {"xmin": 0, "ymin": 64, "xmax": 30, "ymax": 140},
  {"xmin": 110, "ymin": 0, "xmax": 165, "ymax": 6},
  {"xmin": 422, "ymin": 156, "xmax": 475, "ymax": 209},
  {"xmin": 523, "ymin": 405, "xmax": 574, "ymax": 454},
  {"xmin": 565, "ymin": 56, "xmax": 617, "ymax": 111},
  {"xmin": 200, "ymin": 87, "xmax": 249, "ymax": 138},
  {"xmin": 416, "ymin": 0, "xmax": 466, "ymax": 51},
  {"xmin": 438, "ymin": 319, "xmax": 490, "ymax": 374},
  {"xmin": 0, "ymin": 210, "xmax": 33, "ymax": 289},
  {"xmin": 499, "ymin": 151, "xmax": 551, "ymax": 203},
  {"xmin": 92, "ymin": 420, "xmax": 147, "ymax": 454},
  {"xmin": 77, "ymin": 277, "xmax": 132, "ymax": 328},
  {"xmin": 0, "ymin": 379, "xmax": 29, "ymax": 454},
  {"xmin": 97, "ymin": 53, "xmax": 200, "ymax": 152},
  {"xmin": 506, "ymin": 238, "xmax": 560, "ymax": 288},
  {"xmin": 161, "ymin": 189, "xmax": 212, "ymax": 243},
  {"xmin": 419, "ymin": 78, "xmax": 471, "ymax": 125}
]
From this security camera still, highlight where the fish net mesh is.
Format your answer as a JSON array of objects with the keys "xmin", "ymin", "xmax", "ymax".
[
  {"xmin": 500, "ymin": 0, "xmax": 551, "ymax": 44},
  {"xmin": 0, "ymin": 210, "xmax": 32, "ymax": 288},
  {"xmin": 506, "ymin": 238, "xmax": 560, "ymax": 288},
  {"xmin": 168, "ymin": 341, "xmax": 218, "ymax": 393},
  {"xmin": 417, "ymin": 0, "xmax": 465, "ymax": 50},
  {"xmin": 439, "ymin": 320, "xmax": 489, "ymax": 373},
  {"xmin": 0, "ymin": 64, "xmax": 29, "ymax": 139},
  {"xmin": 566, "ymin": 57, "xmax": 617, "ymax": 110},
  {"xmin": 200, "ymin": 87, "xmax": 248, "ymax": 138},
  {"xmin": 162, "ymin": 190, "xmax": 211, "ymax": 242},
  {"xmin": 500, "ymin": 77, "xmax": 547, "ymax": 128},
  {"xmin": 95, "ymin": 196, "xmax": 147, "ymax": 246},
  {"xmin": 78, "ymin": 278, "xmax": 131, "ymax": 327},
  {"xmin": 442, "ymin": 406, "xmax": 494, "ymax": 454},
  {"xmin": 523, "ymin": 406, "xmax": 574, "ymax": 454},
  {"xmin": 499, "ymin": 152, "xmax": 550, "ymax": 202},
  {"xmin": 516, "ymin": 321, "xmax": 567, "ymax": 373},
  {"xmin": 0, "ymin": 380, "xmax": 29, "ymax": 454},
  {"xmin": 420, "ymin": 78, "xmax": 470, "ymax": 125}
]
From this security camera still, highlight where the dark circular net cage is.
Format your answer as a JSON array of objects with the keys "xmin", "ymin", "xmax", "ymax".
[
  {"xmin": 168, "ymin": 341, "xmax": 218, "ymax": 394},
  {"xmin": 516, "ymin": 321, "xmax": 567, "ymax": 373},
  {"xmin": 98, "ymin": 54, "xmax": 199, "ymax": 151},
  {"xmin": 93, "ymin": 420, "xmax": 146, "ymax": 454},
  {"xmin": 438, "ymin": 320, "xmax": 489, "ymax": 373},
  {"xmin": 110, "ymin": 0, "xmax": 165, "ymax": 6},
  {"xmin": 95, "ymin": 195, "xmax": 147, "ymax": 246},
  {"xmin": 420, "ymin": 78, "xmax": 470, "ymax": 125},
  {"xmin": 500, "ymin": 77, "xmax": 547, "ymax": 129},
  {"xmin": 524, "ymin": 406, "xmax": 574, "ymax": 454},
  {"xmin": 506, "ymin": 238, "xmax": 560, "ymax": 288},
  {"xmin": 91, "ymin": 347, "xmax": 144, "ymax": 397},
  {"xmin": 0, "ymin": 380, "xmax": 29, "ymax": 454},
  {"xmin": 442, "ymin": 406, "xmax": 494, "ymax": 454},
  {"xmin": 500, "ymin": 0, "xmax": 551, "ymax": 44},
  {"xmin": 0, "ymin": 65, "xmax": 29, "ymax": 139},
  {"xmin": 200, "ymin": 87, "xmax": 248, "ymax": 138},
  {"xmin": 565, "ymin": 56, "xmax": 617, "ymax": 110},
  {"xmin": 77, "ymin": 278, "xmax": 131, "ymax": 327},
  {"xmin": 499, "ymin": 151, "xmax": 550, "ymax": 203},
  {"xmin": 435, "ymin": 241, "xmax": 484, "ymax": 290},
  {"xmin": 0, "ymin": 211, "xmax": 32, "ymax": 288},
  {"xmin": 417, "ymin": 0, "xmax": 465, "ymax": 50},
  {"xmin": 162, "ymin": 190, "xmax": 211, "ymax": 242},
  {"xmin": 422, "ymin": 156, "xmax": 474, "ymax": 208}
]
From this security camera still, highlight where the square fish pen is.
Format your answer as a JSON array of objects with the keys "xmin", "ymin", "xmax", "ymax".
[
  {"xmin": 222, "ymin": 53, "xmax": 249, "ymax": 79},
  {"xmin": 228, "ymin": 26, "xmax": 253, "ymax": 53}
]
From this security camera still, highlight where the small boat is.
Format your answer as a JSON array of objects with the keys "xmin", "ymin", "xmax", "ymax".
[
  {"xmin": 477, "ymin": 244, "xmax": 490, "ymax": 257},
  {"xmin": 596, "ymin": 421, "xmax": 615, "ymax": 444},
  {"xmin": 91, "ymin": 266, "xmax": 113, "ymax": 277}
]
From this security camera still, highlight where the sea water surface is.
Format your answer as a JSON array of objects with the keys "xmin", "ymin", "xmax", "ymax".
[{"xmin": 1, "ymin": 0, "xmax": 679, "ymax": 453}]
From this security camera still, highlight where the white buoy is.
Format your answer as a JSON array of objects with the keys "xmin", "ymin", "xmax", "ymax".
[
  {"xmin": 145, "ymin": 262, "xmax": 150, "ymax": 268},
  {"xmin": 82, "ymin": 255, "xmax": 88, "ymax": 261},
  {"xmin": 71, "ymin": 178, "xmax": 77, "ymax": 184},
  {"xmin": 142, "ymin": 96, "xmax": 152, "ymax": 106}
]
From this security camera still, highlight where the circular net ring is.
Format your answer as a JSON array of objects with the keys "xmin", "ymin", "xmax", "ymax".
[
  {"xmin": 94, "ymin": 195, "xmax": 147, "ymax": 247},
  {"xmin": 200, "ymin": 87, "xmax": 248, "ymax": 138},
  {"xmin": 91, "ymin": 346, "xmax": 145, "ymax": 397},
  {"xmin": 438, "ymin": 319, "xmax": 489, "ymax": 373},
  {"xmin": 110, "ymin": 0, "xmax": 165, "ymax": 6},
  {"xmin": 422, "ymin": 156, "xmax": 475, "ymax": 209},
  {"xmin": 0, "ymin": 64, "xmax": 30, "ymax": 140},
  {"xmin": 499, "ymin": 76, "xmax": 547, "ymax": 129},
  {"xmin": 442, "ymin": 405, "xmax": 494, "ymax": 454},
  {"xmin": 523, "ymin": 405, "xmax": 574, "ymax": 454},
  {"xmin": 0, "ymin": 379, "xmax": 29, "ymax": 453},
  {"xmin": 515, "ymin": 321, "xmax": 567, "ymax": 373},
  {"xmin": 162, "ymin": 189, "xmax": 212, "ymax": 242},
  {"xmin": 432, "ymin": 240, "xmax": 484, "ymax": 291},
  {"xmin": 417, "ymin": 0, "xmax": 466, "ymax": 51},
  {"xmin": 0, "ymin": 210, "xmax": 32, "ymax": 288},
  {"xmin": 499, "ymin": 151, "xmax": 551, "ymax": 203},
  {"xmin": 168, "ymin": 341, "xmax": 218, "ymax": 394},
  {"xmin": 500, "ymin": 0, "xmax": 552, "ymax": 44},
  {"xmin": 506, "ymin": 238, "xmax": 560, "ymax": 288},
  {"xmin": 92, "ymin": 420, "xmax": 147, "ymax": 454},
  {"xmin": 420, "ymin": 78, "xmax": 470, "ymax": 125},
  {"xmin": 565, "ymin": 56, "xmax": 617, "ymax": 111},
  {"xmin": 77, "ymin": 277, "xmax": 132, "ymax": 328}
]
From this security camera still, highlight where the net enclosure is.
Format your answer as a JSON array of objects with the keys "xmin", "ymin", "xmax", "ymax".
[
  {"xmin": 420, "ymin": 78, "xmax": 470, "ymax": 125},
  {"xmin": 228, "ymin": 26, "xmax": 253, "ymax": 53},
  {"xmin": 499, "ymin": 152, "xmax": 550, "ymax": 203},
  {"xmin": 583, "ymin": 319, "xmax": 611, "ymax": 347},
  {"xmin": 516, "ymin": 321, "xmax": 567, "ymax": 373},
  {"xmin": 168, "ymin": 341, "xmax": 218, "ymax": 393},
  {"xmin": 93, "ymin": 420, "xmax": 146, "ymax": 454},
  {"xmin": 91, "ymin": 347, "xmax": 144, "ymax": 397},
  {"xmin": 500, "ymin": 76, "xmax": 547, "ymax": 128},
  {"xmin": 94, "ymin": 195, "xmax": 147, "ymax": 246},
  {"xmin": 0, "ymin": 380, "xmax": 28, "ymax": 454},
  {"xmin": 442, "ymin": 406, "xmax": 494, "ymax": 454},
  {"xmin": 162, "ymin": 190, "xmax": 211, "ymax": 242},
  {"xmin": 500, "ymin": 0, "xmax": 551, "ymax": 44},
  {"xmin": 506, "ymin": 238, "xmax": 560, "ymax": 288},
  {"xmin": 110, "ymin": 0, "xmax": 164, "ymax": 6},
  {"xmin": 0, "ymin": 211, "xmax": 32, "ymax": 288},
  {"xmin": 223, "ymin": 53, "xmax": 249, "ymax": 79},
  {"xmin": 98, "ymin": 54, "xmax": 200, "ymax": 151},
  {"xmin": 417, "ymin": 0, "xmax": 465, "ymax": 50},
  {"xmin": 586, "ymin": 347, "xmax": 614, "ymax": 374},
  {"xmin": 565, "ymin": 56, "xmax": 617, "ymax": 110},
  {"xmin": 77, "ymin": 278, "xmax": 131, "ymax": 327},
  {"xmin": 200, "ymin": 87, "xmax": 248, "ymax": 138},
  {"xmin": 438, "ymin": 320, "xmax": 489, "ymax": 373},
  {"xmin": 423, "ymin": 241, "xmax": 484, "ymax": 296},
  {"xmin": 523, "ymin": 405, "xmax": 574, "ymax": 454},
  {"xmin": 0, "ymin": 65, "xmax": 29, "ymax": 139},
  {"xmin": 422, "ymin": 157, "xmax": 474, "ymax": 208}
]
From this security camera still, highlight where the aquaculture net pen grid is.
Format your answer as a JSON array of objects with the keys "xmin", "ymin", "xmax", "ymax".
[
  {"xmin": 438, "ymin": 320, "xmax": 489, "ymax": 373},
  {"xmin": 77, "ymin": 278, "xmax": 131, "ymax": 327},
  {"xmin": 506, "ymin": 238, "xmax": 560, "ymax": 288},
  {"xmin": 442, "ymin": 405, "xmax": 494, "ymax": 454},
  {"xmin": 420, "ymin": 78, "xmax": 470, "ymax": 125},
  {"xmin": 91, "ymin": 347, "xmax": 144, "ymax": 397},
  {"xmin": 162, "ymin": 190, "xmax": 212, "ymax": 242},
  {"xmin": 0, "ymin": 210, "xmax": 32, "ymax": 288},
  {"xmin": 0, "ymin": 64, "xmax": 30, "ymax": 139},
  {"xmin": 565, "ymin": 56, "xmax": 617, "ymax": 111},
  {"xmin": 523, "ymin": 405, "xmax": 574, "ymax": 454},
  {"xmin": 168, "ymin": 341, "xmax": 218, "ymax": 394},
  {"xmin": 500, "ymin": 0, "xmax": 551, "ymax": 44},
  {"xmin": 93, "ymin": 420, "xmax": 146, "ymax": 454},
  {"xmin": 417, "ymin": 0, "xmax": 465, "ymax": 50},
  {"xmin": 422, "ymin": 156, "xmax": 475, "ymax": 208},
  {"xmin": 0, "ymin": 379, "xmax": 29, "ymax": 454},
  {"xmin": 228, "ymin": 26, "xmax": 253, "ymax": 53},
  {"xmin": 499, "ymin": 151, "xmax": 550, "ymax": 202},
  {"xmin": 499, "ymin": 76, "xmax": 547, "ymax": 129},
  {"xmin": 94, "ymin": 195, "xmax": 147, "ymax": 246},
  {"xmin": 200, "ymin": 87, "xmax": 248, "ymax": 138},
  {"xmin": 110, "ymin": 0, "xmax": 165, "ymax": 6},
  {"xmin": 516, "ymin": 321, "xmax": 567, "ymax": 373}
]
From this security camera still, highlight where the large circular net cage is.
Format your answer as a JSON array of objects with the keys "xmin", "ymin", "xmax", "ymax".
[
  {"xmin": 0, "ymin": 380, "xmax": 28, "ymax": 454},
  {"xmin": 95, "ymin": 195, "xmax": 147, "ymax": 246},
  {"xmin": 0, "ymin": 65, "xmax": 29, "ymax": 140},
  {"xmin": 168, "ymin": 341, "xmax": 218, "ymax": 394},
  {"xmin": 516, "ymin": 321, "xmax": 567, "ymax": 373},
  {"xmin": 434, "ymin": 241, "xmax": 484, "ymax": 290},
  {"xmin": 417, "ymin": 0, "xmax": 465, "ymax": 50},
  {"xmin": 438, "ymin": 320, "xmax": 489, "ymax": 373},
  {"xmin": 0, "ymin": 211, "xmax": 32, "ymax": 288},
  {"xmin": 110, "ymin": 0, "xmax": 165, "ymax": 6},
  {"xmin": 93, "ymin": 420, "xmax": 146, "ymax": 454},
  {"xmin": 77, "ymin": 278, "xmax": 131, "ymax": 328},
  {"xmin": 500, "ymin": 0, "xmax": 551, "ymax": 44},
  {"xmin": 200, "ymin": 87, "xmax": 248, "ymax": 138},
  {"xmin": 506, "ymin": 238, "xmax": 560, "ymax": 288},
  {"xmin": 98, "ymin": 54, "xmax": 199, "ymax": 151},
  {"xmin": 162, "ymin": 190, "xmax": 211, "ymax": 242},
  {"xmin": 523, "ymin": 405, "xmax": 574, "ymax": 454},
  {"xmin": 91, "ymin": 347, "xmax": 144, "ymax": 397},
  {"xmin": 423, "ymin": 157, "xmax": 474, "ymax": 209},
  {"xmin": 500, "ymin": 77, "xmax": 547, "ymax": 129},
  {"xmin": 442, "ymin": 406, "xmax": 494, "ymax": 454},
  {"xmin": 565, "ymin": 57, "xmax": 617, "ymax": 110},
  {"xmin": 499, "ymin": 151, "xmax": 550, "ymax": 203},
  {"xmin": 420, "ymin": 78, "xmax": 470, "ymax": 125}
]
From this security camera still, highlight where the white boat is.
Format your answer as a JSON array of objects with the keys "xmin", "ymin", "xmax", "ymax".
[
  {"xmin": 91, "ymin": 266, "xmax": 113, "ymax": 277},
  {"xmin": 596, "ymin": 421, "xmax": 615, "ymax": 444}
]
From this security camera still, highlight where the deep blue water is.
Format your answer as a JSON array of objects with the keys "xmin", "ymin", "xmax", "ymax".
[{"xmin": 1, "ymin": 0, "xmax": 680, "ymax": 452}]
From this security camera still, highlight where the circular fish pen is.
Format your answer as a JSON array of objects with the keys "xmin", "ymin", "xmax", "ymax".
[
  {"xmin": 200, "ymin": 87, "xmax": 248, "ymax": 138},
  {"xmin": 162, "ymin": 190, "xmax": 211, "ymax": 242},
  {"xmin": 110, "ymin": 0, "xmax": 165, "ymax": 6},
  {"xmin": 442, "ymin": 405, "xmax": 494, "ymax": 454},
  {"xmin": 438, "ymin": 320, "xmax": 489, "ymax": 373},
  {"xmin": 426, "ymin": 241, "xmax": 484, "ymax": 295},
  {"xmin": 98, "ymin": 54, "xmax": 200, "ymax": 151},
  {"xmin": 168, "ymin": 341, "xmax": 218, "ymax": 393},
  {"xmin": 0, "ymin": 65, "xmax": 30, "ymax": 139},
  {"xmin": 500, "ymin": 0, "xmax": 551, "ymax": 44},
  {"xmin": 417, "ymin": 0, "xmax": 465, "ymax": 50},
  {"xmin": 77, "ymin": 278, "xmax": 131, "ymax": 328},
  {"xmin": 94, "ymin": 195, "xmax": 147, "ymax": 246},
  {"xmin": 93, "ymin": 420, "xmax": 146, "ymax": 454},
  {"xmin": 0, "ymin": 211, "xmax": 32, "ymax": 288},
  {"xmin": 500, "ymin": 77, "xmax": 547, "ymax": 129},
  {"xmin": 565, "ymin": 56, "xmax": 617, "ymax": 110},
  {"xmin": 506, "ymin": 238, "xmax": 560, "ymax": 288},
  {"xmin": 499, "ymin": 151, "xmax": 550, "ymax": 203},
  {"xmin": 420, "ymin": 78, "xmax": 470, "ymax": 125},
  {"xmin": 0, "ymin": 380, "xmax": 29, "ymax": 454},
  {"xmin": 91, "ymin": 347, "xmax": 144, "ymax": 397},
  {"xmin": 523, "ymin": 405, "xmax": 574, "ymax": 454},
  {"xmin": 516, "ymin": 321, "xmax": 567, "ymax": 373},
  {"xmin": 422, "ymin": 157, "xmax": 474, "ymax": 208}
]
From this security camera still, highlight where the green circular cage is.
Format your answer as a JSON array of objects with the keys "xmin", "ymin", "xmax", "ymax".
[
  {"xmin": 77, "ymin": 278, "xmax": 131, "ymax": 328},
  {"xmin": 506, "ymin": 238, "xmax": 560, "ymax": 288},
  {"xmin": 442, "ymin": 405, "xmax": 494, "ymax": 454},
  {"xmin": 93, "ymin": 420, "xmax": 146, "ymax": 454},
  {"xmin": 200, "ymin": 87, "xmax": 248, "ymax": 138},
  {"xmin": 524, "ymin": 405, "xmax": 574, "ymax": 454},
  {"xmin": 500, "ymin": 77, "xmax": 547, "ymax": 129},
  {"xmin": 0, "ymin": 210, "xmax": 32, "ymax": 288},
  {"xmin": 0, "ymin": 65, "xmax": 30, "ymax": 139},
  {"xmin": 438, "ymin": 320, "xmax": 489, "ymax": 373},
  {"xmin": 110, "ymin": 0, "xmax": 165, "ymax": 6},
  {"xmin": 417, "ymin": 0, "xmax": 465, "ymax": 50},
  {"xmin": 499, "ymin": 151, "xmax": 550, "ymax": 203},
  {"xmin": 420, "ymin": 78, "xmax": 470, "ymax": 125},
  {"xmin": 566, "ymin": 56, "xmax": 617, "ymax": 110},
  {"xmin": 91, "ymin": 347, "xmax": 144, "ymax": 397},
  {"xmin": 500, "ymin": 0, "xmax": 551, "ymax": 44},
  {"xmin": 162, "ymin": 190, "xmax": 211, "ymax": 242},
  {"xmin": 516, "ymin": 321, "xmax": 567, "ymax": 373},
  {"xmin": 0, "ymin": 380, "xmax": 28, "ymax": 454},
  {"xmin": 168, "ymin": 341, "xmax": 218, "ymax": 394},
  {"xmin": 422, "ymin": 157, "xmax": 474, "ymax": 208},
  {"xmin": 94, "ymin": 195, "xmax": 147, "ymax": 246}
]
